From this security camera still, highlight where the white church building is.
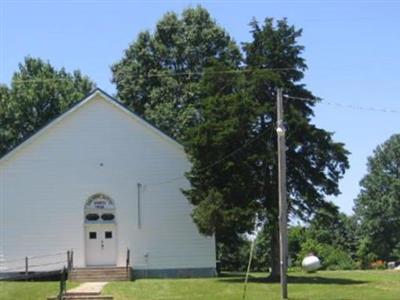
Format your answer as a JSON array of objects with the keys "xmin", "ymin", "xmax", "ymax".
[{"xmin": 0, "ymin": 89, "xmax": 216, "ymax": 278}]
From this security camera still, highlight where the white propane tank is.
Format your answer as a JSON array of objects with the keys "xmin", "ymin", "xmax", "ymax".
[{"xmin": 302, "ymin": 255, "xmax": 321, "ymax": 272}]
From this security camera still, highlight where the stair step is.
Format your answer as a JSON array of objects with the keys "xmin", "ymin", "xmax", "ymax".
[
  {"xmin": 69, "ymin": 267, "xmax": 131, "ymax": 282},
  {"xmin": 70, "ymin": 276, "xmax": 128, "ymax": 278},
  {"xmin": 48, "ymin": 296, "xmax": 113, "ymax": 300},
  {"xmin": 70, "ymin": 272, "xmax": 127, "ymax": 275},
  {"xmin": 73, "ymin": 267, "xmax": 126, "ymax": 272},
  {"xmin": 70, "ymin": 274, "xmax": 126, "ymax": 276},
  {"xmin": 70, "ymin": 276, "xmax": 128, "ymax": 279},
  {"xmin": 70, "ymin": 276, "xmax": 128, "ymax": 282},
  {"xmin": 70, "ymin": 278, "xmax": 127, "ymax": 282},
  {"xmin": 72, "ymin": 268, "xmax": 126, "ymax": 272},
  {"xmin": 64, "ymin": 292, "xmax": 101, "ymax": 296},
  {"xmin": 70, "ymin": 273, "xmax": 128, "ymax": 277}
]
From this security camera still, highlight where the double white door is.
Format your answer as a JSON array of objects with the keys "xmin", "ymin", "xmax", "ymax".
[{"xmin": 85, "ymin": 224, "xmax": 117, "ymax": 266}]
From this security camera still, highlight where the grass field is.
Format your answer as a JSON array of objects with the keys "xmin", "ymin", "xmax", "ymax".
[
  {"xmin": 0, "ymin": 280, "xmax": 78, "ymax": 300},
  {"xmin": 1, "ymin": 271, "xmax": 400, "ymax": 300},
  {"xmin": 105, "ymin": 271, "xmax": 400, "ymax": 300}
]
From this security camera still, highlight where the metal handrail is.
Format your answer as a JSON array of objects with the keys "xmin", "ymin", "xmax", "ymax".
[
  {"xmin": 126, "ymin": 248, "xmax": 130, "ymax": 277},
  {"xmin": 58, "ymin": 267, "xmax": 67, "ymax": 300},
  {"xmin": 2, "ymin": 251, "xmax": 66, "ymax": 264},
  {"xmin": 1, "ymin": 250, "xmax": 71, "ymax": 280}
]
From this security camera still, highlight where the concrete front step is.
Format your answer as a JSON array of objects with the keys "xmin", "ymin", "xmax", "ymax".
[
  {"xmin": 70, "ymin": 277, "xmax": 127, "ymax": 282},
  {"xmin": 73, "ymin": 267, "xmax": 126, "ymax": 270},
  {"xmin": 71, "ymin": 270, "xmax": 127, "ymax": 273},
  {"xmin": 70, "ymin": 272, "xmax": 127, "ymax": 276},
  {"xmin": 69, "ymin": 267, "xmax": 130, "ymax": 282},
  {"xmin": 48, "ymin": 295, "xmax": 113, "ymax": 300},
  {"xmin": 72, "ymin": 268, "xmax": 127, "ymax": 273},
  {"xmin": 70, "ymin": 273, "xmax": 127, "ymax": 277},
  {"xmin": 63, "ymin": 293, "xmax": 99, "ymax": 297},
  {"xmin": 47, "ymin": 282, "xmax": 113, "ymax": 300},
  {"xmin": 48, "ymin": 292, "xmax": 113, "ymax": 300}
]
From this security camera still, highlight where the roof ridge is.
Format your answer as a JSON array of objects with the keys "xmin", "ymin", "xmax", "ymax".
[{"xmin": 0, "ymin": 88, "xmax": 183, "ymax": 165}]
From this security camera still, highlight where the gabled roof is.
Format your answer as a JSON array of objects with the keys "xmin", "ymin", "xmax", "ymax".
[{"xmin": 0, "ymin": 88, "xmax": 183, "ymax": 165}]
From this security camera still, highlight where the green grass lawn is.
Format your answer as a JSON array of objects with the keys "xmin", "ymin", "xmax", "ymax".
[
  {"xmin": 104, "ymin": 271, "xmax": 400, "ymax": 300},
  {"xmin": 1, "ymin": 271, "xmax": 400, "ymax": 300},
  {"xmin": 0, "ymin": 280, "xmax": 78, "ymax": 300}
]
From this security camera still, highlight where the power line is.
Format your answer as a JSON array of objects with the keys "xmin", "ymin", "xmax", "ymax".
[
  {"xmin": 11, "ymin": 78, "xmax": 72, "ymax": 83},
  {"xmin": 285, "ymin": 95, "xmax": 400, "ymax": 114},
  {"xmin": 3, "ymin": 0, "xmax": 400, "ymax": 4},
  {"xmin": 9, "ymin": 74, "xmax": 400, "ymax": 114},
  {"xmin": 137, "ymin": 68, "xmax": 295, "ymax": 78},
  {"xmin": 148, "ymin": 129, "xmax": 268, "ymax": 187},
  {"xmin": 9, "ymin": 68, "xmax": 297, "ymax": 84},
  {"xmin": 148, "ymin": 93, "xmax": 400, "ymax": 187}
]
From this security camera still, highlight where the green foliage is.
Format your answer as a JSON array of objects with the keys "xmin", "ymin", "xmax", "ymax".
[
  {"xmin": 183, "ymin": 65, "xmax": 258, "ymax": 240},
  {"xmin": 252, "ymin": 225, "xmax": 271, "ymax": 272},
  {"xmin": 217, "ymin": 234, "xmax": 251, "ymax": 272},
  {"xmin": 390, "ymin": 243, "xmax": 400, "ymax": 261},
  {"xmin": 299, "ymin": 239, "xmax": 355, "ymax": 270},
  {"xmin": 0, "ymin": 85, "xmax": 13, "ymax": 155},
  {"xmin": 288, "ymin": 225, "xmax": 307, "ymax": 263},
  {"xmin": 288, "ymin": 205, "xmax": 358, "ymax": 271},
  {"xmin": 0, "ymin": 57, "xmax": 94, "ymax": 157},
  {"xmin": 112, "ymin": 6, "xmax": 241, "ymax": 141},
  {"xmin": 354, "ymin": 134, "xmax": 400, "ymax": 266},
  {"xmin": 184, "ymin": 17, "xmax": 349, "ymax": 277},
  {"xmin": 308, "ymin": 203, "xmax": 358, "ymax": 260},
  {"xmin": 218, "ymin": 224, "xmax": 272, "ymax": 273}
]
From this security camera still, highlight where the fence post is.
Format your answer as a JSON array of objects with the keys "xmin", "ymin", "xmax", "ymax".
[
  {"xmin": 25, "ymin": 257, "xmax": 28, "ymax": 280},
  {"xmin": 67, "ymin": 251, "xmax": 70, "ymax": 272},
  {"xmin": 70, "ymin": 250, "xmax": 74, "ymax": 270},
  {"xmin": 126, "ymin": 248, "xmax": 130, "ymax": 278},
  {"xmin": 58, "ymin": 267, "xmax": 67, "ymax": 300}
]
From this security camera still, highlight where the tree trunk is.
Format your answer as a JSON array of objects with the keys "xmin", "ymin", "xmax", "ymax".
[{"xmin": 269, "ymin": 220, "xmax": 281, "ymax": 281}]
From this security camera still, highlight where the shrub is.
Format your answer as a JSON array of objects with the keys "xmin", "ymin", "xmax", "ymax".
[
  {"xmin": 370, "ymin": 260, "xmax": 386, "ymax": 270},
  {"xmin": 299, "ymin": 239, "xmax": 355, "ymax": 270}
]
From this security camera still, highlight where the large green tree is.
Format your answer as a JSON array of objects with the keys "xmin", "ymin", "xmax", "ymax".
[
  {"xmin": 354, "ymin": 134, "xmax": 400, "ymax": 266},
  {"xmin": 0, "ymin": 85, "xmax": 13, "ymax": 156},
  {"xmin": 0, "ymin": 57, "xmax": 94, "ymax": 157},
  {"xmin": 111, "ymin": 6, "xmax": 241, "ymax": 141},
  {"xmin": 184, "ymin": 19, "xmax": 349, "ymax": 279}
]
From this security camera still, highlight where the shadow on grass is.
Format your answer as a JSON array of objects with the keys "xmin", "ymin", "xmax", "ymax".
[{"xmin": 218, "ymin": 274, "xmax": 367, "ymax": 285}]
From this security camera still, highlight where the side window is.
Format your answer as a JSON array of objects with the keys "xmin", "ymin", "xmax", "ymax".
[
  {"xmin": 89, "ymin": 232, "xmax": 97, "ymax": 239},
  {"xmin": 105, "ymin": 231, "xmax": 112, "ymax": 239}
]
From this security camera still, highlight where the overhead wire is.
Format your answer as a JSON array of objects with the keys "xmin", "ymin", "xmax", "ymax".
[
  {"xmin": 146, "ymin": 92, "xmax": 400, "ymax": 187},
  {"xmin": 4, "ymin": 70, "xmax": 400, "ymax": 187},
  {"xmin": 3, "ymin": 0, "xmax": 400, "ymax": 4},
  {"xmin": 9, "ymin": 67, "xmax": 297, "ymax": 84},
  {"xmin": 148, "ymin": 129, "xmax": 268, "ymax": 187},
  {"xmin": 285, "ymin": 95, "xmax": 400, "ymax": 114},
  {"xmin": 9, "ymin": 68, "xmax": 400, "ymax": 115}
]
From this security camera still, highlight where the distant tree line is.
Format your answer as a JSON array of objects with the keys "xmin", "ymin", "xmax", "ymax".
[
  {"xmin": 0, "ymin": 58, "xmax": 94, "ymax": 156},
  {"xmin": 219, "ymin": 135, "xmax": 400, "ymax": 272}
]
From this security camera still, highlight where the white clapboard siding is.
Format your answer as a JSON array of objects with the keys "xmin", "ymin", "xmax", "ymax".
[{"xmin": 0, "ymin": 90, "xmax": 216, "ymax": 272}]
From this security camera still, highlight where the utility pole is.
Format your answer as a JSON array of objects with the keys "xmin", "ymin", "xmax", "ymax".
[{"xmin": 276, "ymin": 88, "xmax": 288, "ymax": 300}]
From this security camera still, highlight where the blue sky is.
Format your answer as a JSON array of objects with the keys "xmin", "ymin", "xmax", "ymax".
[{"xmin": 1, "ymin": 0, "xmax": 400, "ymax": 214}]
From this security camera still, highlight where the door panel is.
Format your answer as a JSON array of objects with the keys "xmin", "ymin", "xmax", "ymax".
[{"xmin": 85, "ymin": 224, "xmax": 117, "ymax": 266}]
